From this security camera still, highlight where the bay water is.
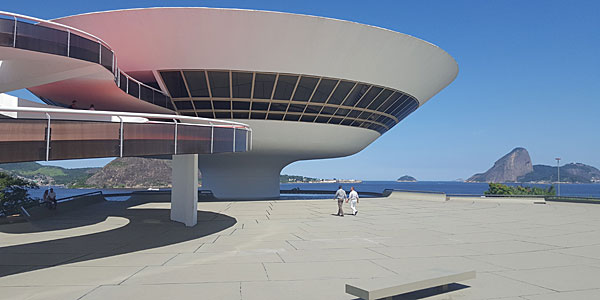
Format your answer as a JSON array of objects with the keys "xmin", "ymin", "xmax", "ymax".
[{"xmin": 28, "ymin": 181, "xmax": 600, "ymax": 200}]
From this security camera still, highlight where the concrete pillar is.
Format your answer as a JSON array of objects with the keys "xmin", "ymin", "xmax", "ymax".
[
  {"xmin": 198, "ymin": 154, "xmax": 288, "ymax": 200},
  {"xmin": 170, "ymin": 154, "xmax": 198, "ymax": 227}
]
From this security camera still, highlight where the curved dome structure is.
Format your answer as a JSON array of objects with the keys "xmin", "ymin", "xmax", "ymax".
[{"xmin": 22, "ymin": 8, "xmax": 457, "ymax": 199}]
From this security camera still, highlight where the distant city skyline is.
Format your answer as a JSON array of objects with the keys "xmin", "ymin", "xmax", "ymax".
[{"xmin": 6, "ymin": 0, "xmax": 599, "ymax": 180}]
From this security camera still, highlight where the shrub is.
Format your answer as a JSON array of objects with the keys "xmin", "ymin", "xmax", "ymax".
[
  {"xmin": 0, "ymin": 172, "xmax": 38, "ymax": 217},
  {"xmin": 484, "ymin": 183, "xmax": 556, "ymax": 196}
]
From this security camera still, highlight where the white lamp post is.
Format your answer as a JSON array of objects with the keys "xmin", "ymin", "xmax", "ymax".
[{"xmin": 555, "ymin": 157, "xmax": 561, "ymax": 196}]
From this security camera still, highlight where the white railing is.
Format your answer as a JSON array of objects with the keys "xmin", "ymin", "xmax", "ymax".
[
  {"xmin": 0, "ymin": 11, "xmax": 170, "ymax": 108},
  {"xmin": 0, "ymin": 106, "xmax": 250, "ymax": 128},
  {"xmin": 0, "ymin": 106, "xmax": 252, "ymax": 161},
  {"xmin": 0, "ymin": 10, "xmax": 113, "ymax": 51}
]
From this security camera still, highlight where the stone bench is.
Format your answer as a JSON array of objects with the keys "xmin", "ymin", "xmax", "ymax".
[{"xmin": 345, "ymin": 269, "xmax": 475, "ymax": 300}]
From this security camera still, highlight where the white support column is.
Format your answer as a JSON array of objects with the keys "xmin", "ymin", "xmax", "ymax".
[{"xmin": 171, "ymin": 154, "xmax": 198, "ymax": 227}]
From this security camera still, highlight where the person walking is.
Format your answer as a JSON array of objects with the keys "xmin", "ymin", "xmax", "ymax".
[
  {"xmin": 334, "ymin": 185, "xmax": 347, "ymax": 217},
  {"xmin": 347, "ymin": 186, "xmax": 359, "ymax": 215},
  {"xmin": 47, "ymin": 188, "xmax": 57, "ymax": 210}
]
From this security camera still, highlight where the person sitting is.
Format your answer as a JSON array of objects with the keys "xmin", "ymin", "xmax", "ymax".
[
  {"xmin": 42, "ymin": 189, "xmax": 51, "ymax": 209},
  {"xmin": 47, "ymin": 188, "xmax": 57, "ymax": 210}
]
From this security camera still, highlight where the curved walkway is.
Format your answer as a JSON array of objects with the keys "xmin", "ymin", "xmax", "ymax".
[
  {"xmin": 0, "ymin": 104, "xmax": 251, "ymax": 163},
  {"xmin": 0, "ymin": 11, "xmax": 172, "ymax": 112}
]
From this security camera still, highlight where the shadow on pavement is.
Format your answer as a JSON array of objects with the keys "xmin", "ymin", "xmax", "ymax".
[
  {"xmin": 0, "ymin": 194, "xmax": 236, "ymax": 277},
  {"xmin": 383, "ymin": 283, "xmax": 470, "ymax": 299}
]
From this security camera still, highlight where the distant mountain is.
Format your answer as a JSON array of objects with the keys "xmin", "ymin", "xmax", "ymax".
[
  {"xmin": 85, "ymin": 157, "xmax": 189, "ymax": 188},
  {"xmin": 397, "ymin": 175, "xmax": 417, "ymax": 182},
  {"xmin": 468, "ymin": 148, "xmax": 600, "ymax": 183},
  {"xmin": 0, "ymin": 162, "xmax": 99, "ymax": 187},
  {"xmin": 468, "ymin": 148, "xmax": 533, "ymax": 182},
  {"xmin": 518, "ymin": 163, "xmax": 600, "ymax": 183},
  {"xmin": 0, "ymin": 158, "xmax": 337, "ymax": 189}
]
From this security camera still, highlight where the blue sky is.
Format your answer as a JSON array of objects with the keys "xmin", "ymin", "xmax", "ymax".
[{"xmin": 5, "ymin": 0, "xmax": 599, "ymax": 180}]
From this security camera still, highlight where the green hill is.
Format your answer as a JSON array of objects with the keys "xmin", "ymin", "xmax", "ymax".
[
  {"xmin": 518, "ymin": 163, "xmax": 600, "ymax": 183},
  {"xmin": 0, "ymin": 162, "xmax": 100, "ymax": 187},
  {"xmin": 1, "ymin": 159, "xmax": 327, "ymax": 188}
]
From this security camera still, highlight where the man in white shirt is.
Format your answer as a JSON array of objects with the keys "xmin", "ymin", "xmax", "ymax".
[
  {"xmin": 334, "ymin": 185, "xmax": 347, "ymax": 217},
  {"xmin": 347, "ymin": 187, "xmax": 359, "ymax": 215}
]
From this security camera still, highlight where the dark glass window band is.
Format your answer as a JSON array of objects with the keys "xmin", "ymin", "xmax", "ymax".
[{"xmin": 161, "ymin": 69, "xmax": 421, "ymax": 134}]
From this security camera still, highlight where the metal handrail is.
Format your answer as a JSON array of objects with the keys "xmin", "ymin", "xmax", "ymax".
[
  {"xmin": 0, "ymin": 11, "xmax": 113, "ymax": 51},
  {"xmin": 0, "ymin": 106, "xmax": 252, "ymax": 161},
  {"xmin": 0, "ymin": 12, "xmax": 168, "ymax": 105},
  {"xmin": 0, "ymin": 106, "xmax": 250, "ymax": 129},
  {"xmin": 56, "ymin": 190, "xmax": 103, "ymax": 202}
]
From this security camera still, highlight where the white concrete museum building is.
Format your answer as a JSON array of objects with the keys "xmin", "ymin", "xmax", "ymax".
[{"xmin": 1, "ymin": 7, "xmax": 458, "ymax": 199}]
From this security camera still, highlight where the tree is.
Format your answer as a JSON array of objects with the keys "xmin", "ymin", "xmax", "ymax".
[
  {"xmin": 0, "ymin": 172, "xmax": 38, "ymax": 217},
  {"xmin": 484, "ymin": 183, "xmax": 555, "ymax": 196},
  {"xmin": 484, "ymin": 183, "xmax": 513, "ymax": 195}
]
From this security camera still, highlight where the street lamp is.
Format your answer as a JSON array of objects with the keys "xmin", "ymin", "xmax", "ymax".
[{"xmin": 555, "ymin": 157, "xmax": 561, "ymax": 196}]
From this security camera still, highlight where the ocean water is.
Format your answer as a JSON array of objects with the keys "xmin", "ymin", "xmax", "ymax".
[
  {"xmin": 28, "ymin": 187, "xmax": 144, "ymax": 201},
  {"xmin": 281, "ymin": 181, "xmax": 600, "ymax": 198},
  {"xmin": 27, "ymin": 181, "xmax": 600, "ymax": 201}
]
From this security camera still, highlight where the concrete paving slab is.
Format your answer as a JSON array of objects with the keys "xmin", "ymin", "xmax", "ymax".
[
  {"xmin": 165, "ymin": 251, "xmax": 283, "ymax": 265},
  {"xmin": 497, "ymin": 265, "xmax": 600, "ymax": 292},
  {"xmin": 196, "ymin": 240, "xmax": 296, "ymax": 252},
  {"xmin": 1, "ymin": 285, "xmax": 95, "ymax": 300},
  {"xmin": 553, "ymin": 243, "xmax": 600, "ymax": 260},
  {"xmin": 122, "ymin": 263, "xmax": 268, "ymax": 284},
  {"xmin": 67, "ymin": 253, "xmax": 177, "ymax": 267},
  {"xmin": 0, "ymin": 265, "xmax": 34, "ymax": 277},
  {"xmin": 528, "ymin": 231, "xmax": 600, "ymax": 248},
  {"xmin": 445, "ymin": 232, "xmax": 521, "ymax": 244},
  {"xmin": 468, "ymin": 251, "xmax": 600, "ymax": 270},
  {"xmin": 522, "ymin": 289, "xmax": 600, "ymax": 300},
  {"xmin": 242, "ymin": 279, "xmax": 354, "ymax": 300},
  {"xmin": 368, "ymin": 244, "xmax": 481, "ymax": 259},
  {"xmin": 80, "ymin": 282, "xmax": 241, "ymax": 300},
  {"xmin": 114, "ymin": 239, "xmax": 205, "ymax": 254},
  {"xmin": 371, "ymin": 256, "xmax": 509, "ymax": 274},
  {"xmin": 287, "ymin": 237, "xmax": 386, "ymax": 250},
  {"xmin": 0, "ymin": 265, "xmax": 143, "ymax": 286},
  {"xmin": 3, "ymin": 195, "xmax": 600, "ymax": 299},
  {"xmin": 392, "ymin": 272, "xmax": 551, "ymax": 300},
  {"xmin": 277, "ymin": 247, "xmax": 388, "ymax": 263},
  {"xmin": 263, "ymin": 260, "xmax": 397, "ymax": 280},
  {"xmin": 455, "ymin": 240, "xmax": 558, "ymax": 255},
  {"xmin": 214, "ymin": 232, "xmax": 302, "ymax": 242},
  {"xmin": 0, "ymin": 253, "xmax": 83, "ymax": 266}
]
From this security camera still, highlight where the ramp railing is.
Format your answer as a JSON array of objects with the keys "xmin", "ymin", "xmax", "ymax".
[
  {"xmin": 0, "ymin": 11, "xmax": 172, "ymax": 110},
  {"xmin": 0, "ymin": 106, "xmax": 251, "ymax": 163}
]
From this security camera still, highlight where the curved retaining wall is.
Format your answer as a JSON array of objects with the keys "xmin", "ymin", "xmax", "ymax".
[{"xmin": 388, "ymin": 190, "xmax": 546, "ymax": 204}]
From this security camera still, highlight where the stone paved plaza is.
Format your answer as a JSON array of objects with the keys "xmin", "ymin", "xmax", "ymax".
[{"xmin": 1, "ymin": 193, "xmax": 600, "ymax": 299}]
